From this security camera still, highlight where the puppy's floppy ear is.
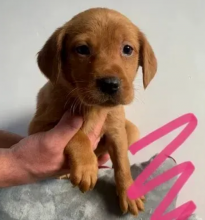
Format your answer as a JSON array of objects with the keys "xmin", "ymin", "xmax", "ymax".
[
  {"xmin": 37, "ymin": 27, "xmax": 67, "ymax": 82},
  {"xmin": 138, "ymin": 31, "xmax": 157, "ymax": 89}
]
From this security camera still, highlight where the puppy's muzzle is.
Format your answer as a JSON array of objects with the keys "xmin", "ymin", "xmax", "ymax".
[{"xmin": 96, "ymin": 77, "xmax": 121, "ymax": 95}]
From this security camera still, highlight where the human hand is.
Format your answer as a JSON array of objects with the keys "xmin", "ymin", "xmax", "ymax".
[{"xmin": 9, "ymin": 112, "xmax": 109, "ymax": 184}]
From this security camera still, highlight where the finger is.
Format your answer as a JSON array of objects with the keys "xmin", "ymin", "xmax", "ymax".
[
  {"xmin": 51, "ymin": 169, "xmax": 70, "ymax": 178},
  {"xmin": 46, "ymin": 112, "xmax": 83, "ymax": 146},
  {"xmin": 92, "ymin": 137, "xmax": 100, "ymax": 151},
  {"xmin": 87, "ymin": 112, "xmax": 107, "ymax": 144},
  {"xmin": 98, "ymin": 154, "xmax": 110, "ymax": 166}
]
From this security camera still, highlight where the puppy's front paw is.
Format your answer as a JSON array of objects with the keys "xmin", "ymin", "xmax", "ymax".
[
  {"xmin": 69, "ymin": 155, "xmax": 98, "ymax": 192},
  {"xmin": 118, "ymin": 190, "xmax": 145, "ymax": 216},
  {"xmin": 116, "ymin": 178, "xmax": 145, "ymax": 216}
]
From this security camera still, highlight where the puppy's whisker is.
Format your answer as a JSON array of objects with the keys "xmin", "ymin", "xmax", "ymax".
[
  {"xmin": 69, "ymin": 95, "xmax": 77, "ymax": 115},
  {"xmin": 135, "ymin": 97, "xmax": 144, "ymax": 104},
  {"xmin": 80, "ymin": 89, "xmax": 95, "ymax": 105},
  {"xmin": 134, "ymin": 93, "xmax": 145, "ymax": 104},
  {"xmin": 76, "ymin": 98, "xmax": 82, "ymax": 113},
  {"xmin": 72, "ymin": 97, "xmax": 79, "ymax": 115},
  {"xmin": 135, "ymin": 85, "xmax": 143, "ymax": 89},
  {"xmin": 67, "ymin": 88, "xmax": 78, "ymax": 99},
  {"xmin": 64, "ymin": 88, "xmax": 78, "ymax": 110},
  {"xmin": 134, "ymin": 82, "xmax": 143, "ymax": 88}
]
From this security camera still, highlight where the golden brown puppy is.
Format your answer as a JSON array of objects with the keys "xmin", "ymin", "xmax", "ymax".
[{"xmin": 29, "ymin": 8, "xmax": 157, "ymax": 216}]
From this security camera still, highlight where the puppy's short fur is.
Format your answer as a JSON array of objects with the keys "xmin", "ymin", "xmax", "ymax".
[{"xmin": 29, "ymin": 8, "xmax": 157, "ymax": 216}]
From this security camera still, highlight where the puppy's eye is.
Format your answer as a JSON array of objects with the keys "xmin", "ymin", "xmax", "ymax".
[
  {"xmin": 76, "ymin": 45, "xmax": 90, "ymax": 55},
  {"xmin": 122, "ymin": 45, "xmax": 134, "ymax": 56}
]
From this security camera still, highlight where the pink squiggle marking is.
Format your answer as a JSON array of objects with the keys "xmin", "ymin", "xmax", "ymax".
[{"xmin": 127, "ymin": 113, "xmax": 197, "ymax": 220}]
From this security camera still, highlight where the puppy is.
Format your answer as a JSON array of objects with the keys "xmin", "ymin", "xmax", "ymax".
[{"xmin": 29, "ymin": 8, "xmax": 157, "ymax": 216}]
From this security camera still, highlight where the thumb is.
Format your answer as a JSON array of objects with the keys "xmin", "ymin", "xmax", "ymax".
[{"xmin": 46, "ymin": 112, "xmax": 83, "ymax": 146}]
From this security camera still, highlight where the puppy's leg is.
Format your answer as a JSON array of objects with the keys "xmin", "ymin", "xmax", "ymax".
[
  {"xmin": 94, "ymin": 136, "xmax": 108, "ymax": 157},
  {"xmin": 125, "ymin": 119, "xmax": 140, "ymax": 147},
  {"xmin": 65, "ymin": 130, "xmax": 98, "ymax": 192},
  {"xmin": 29, "ymin": 120, "xmax": 98, "ymax": 187},
  {"xmin": 106, "ymin": 128, "xmax": 144, "ymax": 216}
]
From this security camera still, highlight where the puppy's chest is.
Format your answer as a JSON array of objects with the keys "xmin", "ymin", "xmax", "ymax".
[
  {"xmin": 82, "ymin": 120, "xmax": 106, "ymax": 138},
  {"xmin": 81, "ymin": 108, "xmax": 124, "ymax": 138},
  {"xmin": 81, "ymin": 110, "xmax": 109, "ymax": 137},
  {"xmin": 59, "ymin": 95, "xmax": 125, "ymax": 136}
]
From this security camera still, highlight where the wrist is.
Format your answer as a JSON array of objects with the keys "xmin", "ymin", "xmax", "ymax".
[
  {"xmin": 0, "ymin": 148, "xmax": 33, "ymax": 187},
  {"xmin": 2, "ymin": 147, "xmax": 38, "ymax": 187},
  {"xmin": 12, "ymin": 144, "xmax": 63, "ymax": 182}
]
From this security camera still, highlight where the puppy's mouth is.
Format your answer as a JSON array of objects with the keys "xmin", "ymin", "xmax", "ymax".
[
  {"xmin": 98, "ymin": 96, "xmax": 121, "ymax": 107},
  {"xmin": 76, "ymin": 77, "xmax": 132, "ymax": 107},
  {"xmin": 79, "ymin": 92, "xmax": 122, "ymax": 107}
]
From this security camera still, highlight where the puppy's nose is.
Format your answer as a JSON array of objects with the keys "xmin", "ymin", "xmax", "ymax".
[{"xmin": 96, "ymin": 77, "xmax": 121, "ymax": 95}]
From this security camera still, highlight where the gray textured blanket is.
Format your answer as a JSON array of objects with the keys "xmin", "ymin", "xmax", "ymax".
[{"xmin": 0, "ymin": 156, "xmax": 201, "ymax": 220}]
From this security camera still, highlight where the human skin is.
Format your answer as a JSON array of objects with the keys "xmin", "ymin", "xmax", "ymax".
[{"xmin": 0, "ymin": 112, "xmax": 109, "ymax": 187}]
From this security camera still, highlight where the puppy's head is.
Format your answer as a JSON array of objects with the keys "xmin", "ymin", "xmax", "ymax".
[{"xmin": 37, "ymin": 8, "xmax": 157, "ymax": 107}]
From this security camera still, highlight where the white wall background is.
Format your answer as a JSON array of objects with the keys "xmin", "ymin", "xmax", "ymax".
[{"xmin": 0, "ymin": 0, "xmax": 205, "ymax": 218}]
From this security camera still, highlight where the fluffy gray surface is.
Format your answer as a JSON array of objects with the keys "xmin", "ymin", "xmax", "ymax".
[{"xmin": 0, "ymin": 156, "xmax": 201, "ymax": 220}]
